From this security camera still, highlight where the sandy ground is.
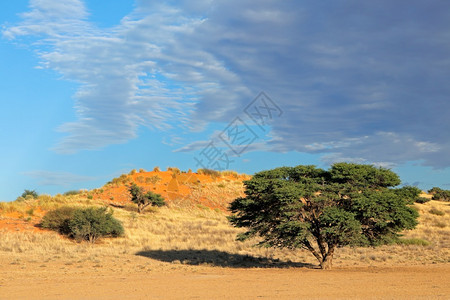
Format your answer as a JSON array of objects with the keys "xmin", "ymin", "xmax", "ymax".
[{"xmin": 0, "ymin": 253, "xmax": 448, "ymax": 300}]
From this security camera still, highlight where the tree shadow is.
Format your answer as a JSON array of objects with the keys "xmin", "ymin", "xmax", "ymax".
[{"xmin": 136, "ymin": 249, "xmax": 316, "ymax": 269}]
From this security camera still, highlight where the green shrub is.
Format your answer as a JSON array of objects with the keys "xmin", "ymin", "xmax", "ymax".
[
  {"xmin": 41, "ymin": 207, "xmax": 124, "ymax": 243},
  {"xmin": 21, "ymin": 189, "xmax": 38, "ymax": 199},
  {"xmin": 429, "ymin": 208, "xmax": 445, "ymax": 216},
  {"xmin": 69, "ymin": 207, "xmax": 124, "ymax": 243},
  {"xmin": 40, "ymin": 206, "xmax": 76, "ymax": 235},
  {"xmin": 63, "ymin": 190, "xmax": 81, "ymax": 196},
  {"xmin": 415, "ymin": 197, "xmax": 431, "ymax": 204},
  {"xmin": 428, "ymin": 187, "xmax": 450, "ymax": 202},
  {"xmin": 393, "ymin": 186, "xmax": 422, "ymax": 204}
]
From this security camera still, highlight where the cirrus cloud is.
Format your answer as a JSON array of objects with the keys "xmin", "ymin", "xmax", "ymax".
[{"xmin": 4, "ymin": 0, "xmax": 450, "ymax": 169}]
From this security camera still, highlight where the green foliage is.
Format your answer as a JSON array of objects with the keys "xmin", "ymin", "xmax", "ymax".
[
  {"xmin": 129, "ymin": 183, "xmax": 166, "ymax": 213},
  {"xmin": 229, "ymin": 163, "xmax": 419, "ymax": 269},
  {"xmin": 428, "ymin": 187, "xmax": 450, "ymax": 201},
  {"xmin": 40, "ymin": 206, "xmax": 77, "ymax": 235},
  {"xmin": 41, "ymin": 207, "xmax": 124, "ymax": 243},
  {"xmin": 69, "ymin": 207, "xmax": 124, "ymax": 243},
  {"xmin": 429, "ymin": 208, "xmax": 445, "ymax": 216},
  {"xmin": 393, "ymin": 186, "xmax": 422, "ymax": 204},
  {"xmin": 21, "ymin": 189, "xmax": 38, "ymax": 199},
  {"xmin": 415, "ymin": 197, "xmax": 430, "ymax": 204},
  {"xmin": 63, "ymin": 190, "xmax": 81, "ymax": 196}
]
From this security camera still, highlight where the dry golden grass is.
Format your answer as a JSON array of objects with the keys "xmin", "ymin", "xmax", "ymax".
[
  {"xmin": 1, "ymin": 196, "xmax": 449, "ymax": 269},
  {"xmin": 0, "ymin": 175, "xmax": 449, "ymax": 270},
  {"xmin": 171, "ymin": 180, "xmax": 246, "ymax": 210},
  {"xmin": 1, "ymin": 188, "xmax": 449, "ymax": 299}
]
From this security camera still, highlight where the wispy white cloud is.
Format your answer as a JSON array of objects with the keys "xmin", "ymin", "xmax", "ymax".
[
  {"xmin": 4, "ymin": 0, "xmax": 250, "ymax": 153},
  {"xmin": 23, "ymin": 170, "xmax": 96, "ymax": 186},
  {"xmin": 4, "ymin": 0, "xmax": 450, "ymax": 168}
]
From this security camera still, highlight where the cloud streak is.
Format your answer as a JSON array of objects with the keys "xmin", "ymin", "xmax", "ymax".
[
  {"xmin": 4, "ymin": 0, "xmax": 450, "ymax": 168},
  {"xmin": 23, "ymin": 170, "xmax": 96, "ymax": 186}
]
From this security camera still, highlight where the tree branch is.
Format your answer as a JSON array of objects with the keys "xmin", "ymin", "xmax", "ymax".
[{"xmin": 303, "ymin": 239, "xmax": 323, "ymax": 264}]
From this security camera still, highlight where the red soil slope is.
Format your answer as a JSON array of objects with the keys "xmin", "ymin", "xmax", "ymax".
[
  {"xmin": 94, "ymin": 170, "xmax": 249, "ymax": 210},
  {"xmin": 0, "ymin": 170, "xmax": 250, "ymax": 232}
]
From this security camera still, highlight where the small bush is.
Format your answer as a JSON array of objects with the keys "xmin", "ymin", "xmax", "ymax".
[
  {"xmin": 415, "ymin": 197, "xmax": 430, "ymax": 204},
  {"xmin": 21, "ymin": 189, "xmax": 38, "ymax": 199},
  {"xmin": 153, "ymin": 166, "xmax": 161, "ymax": 172},
  {"xmin": 139, "ymin": 168, "xmax": 146, "ymax": 173},
  {"xmin": 69, "ymin": 207, "xmax": 124, "ymax": 243},
  {"xmin": 429, "ymin": 208, "xmax": 445, "ymax": 216},
  {"xmin": 167, "ymin": 167, "xmax": 181, "ymax": 175},
  {"xmin": 40, "ymin": 206, "xmax": 76, "ymax": 235},
  {"xmin": 63, "ymin": 190, "xmax": 81, "ymax": 196},
  {"xmin": 197, "ymin": 168, "xmax": 221, "ymax": 179},
  {"xmin": 145, "ymin": 175, "xmax": 161, "ymax": 184},
  {"xmin": 129, "ymin": 169, "xmax": 137, "ymax": 175},
  {"xmin": 221, "ymin": 170, "xmax": 239, "ymax": 178},
  {"xmin": 41, "ymin": 207, "xmax": 124, "ymax": 243},
  {"xmin": 433, "ymin": 221, "xmax": 446, "ymax": 228}
]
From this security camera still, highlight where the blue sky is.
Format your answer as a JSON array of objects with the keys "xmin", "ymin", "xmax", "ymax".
[{"xmin": 1, "ymin": 0, "xmax": 449, "ymax": 201}]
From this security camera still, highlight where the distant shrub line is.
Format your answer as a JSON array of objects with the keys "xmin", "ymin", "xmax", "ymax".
[{"xmin": 428, "ymin": 187, "xmax": 450, "ymax": 202}]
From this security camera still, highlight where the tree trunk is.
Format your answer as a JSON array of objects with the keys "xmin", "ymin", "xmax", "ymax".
[
  {"xmin": 320, "ymin": 255, "xmax": 333, "ymax": 269},
  {"xmin": 320, "ymin": 245, "xmax": 335, "ymax": 270}
]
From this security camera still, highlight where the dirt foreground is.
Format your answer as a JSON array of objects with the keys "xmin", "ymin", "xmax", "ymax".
[{"xmin": 1, "ymin": 253, "xmax": 448, "ymax": 300}]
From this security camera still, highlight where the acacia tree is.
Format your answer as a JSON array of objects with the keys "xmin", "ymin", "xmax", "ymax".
[
  {"xmin": 129, "ymin": 183, "xmax": 166, "ymax": 213},
  {"xmin": 229, "ymin": 163, "xmax": 419, "ymax": 269}
]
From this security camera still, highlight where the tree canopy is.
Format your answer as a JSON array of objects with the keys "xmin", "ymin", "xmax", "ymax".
[
  {"xmin": 128, "ymin": 183, "xmax": 166, "ymax": 213},
  {"xmin": 229, "ymin": 163, "xmax": 419, "ymax": 269}
]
